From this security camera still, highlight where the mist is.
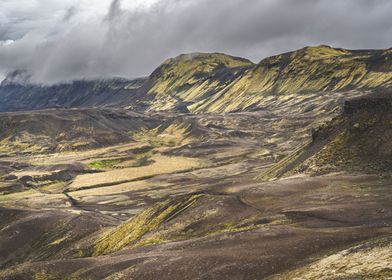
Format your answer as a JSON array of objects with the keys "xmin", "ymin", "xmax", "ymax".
[{"xmin": 0, "ymin": 0, "xmax": 391, "ymax": 84}]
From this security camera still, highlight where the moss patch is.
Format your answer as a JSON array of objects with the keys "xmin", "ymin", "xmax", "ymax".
[
  {"xmin": 87, "ymin": 159, "xmax": 122, "ymax": 170},
  {"xmin": 92, "ymin": 194, "xmax": 204, "ymax": 256}
]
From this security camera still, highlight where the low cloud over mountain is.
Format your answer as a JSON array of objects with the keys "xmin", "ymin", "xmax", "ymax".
[{"xmin": 1, "ymin": 0, "xmax": 391, "ymax": 84}]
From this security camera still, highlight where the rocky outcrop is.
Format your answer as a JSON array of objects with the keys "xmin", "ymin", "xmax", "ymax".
[{"xmin": 259, "ymin": 94, "xmax": 392, "ymax": 179}]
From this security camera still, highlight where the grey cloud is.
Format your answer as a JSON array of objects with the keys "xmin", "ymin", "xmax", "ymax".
[
  {"xmin": 106, "ymin": 0, "xmax": 123, "ymax": 21},
  {"xmin": 0, "ymin": 0, "xmax": 391, "ymax": 84},
  {"xmin": 63, "ymin": 6, "xmax": 77, "ymax": 22}
]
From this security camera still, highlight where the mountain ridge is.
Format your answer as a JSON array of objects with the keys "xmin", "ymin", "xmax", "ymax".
[{"xmin": 0, "ymin": 45, "xmax": 391, "ymax": 113}]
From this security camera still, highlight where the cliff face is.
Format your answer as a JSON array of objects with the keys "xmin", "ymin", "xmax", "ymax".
[
  {"xmin": 0, "ymin": 46, "xmax": 391, "ymax": 113},
  {"xmin": 303, "ymin": 96, "xmax": 392, "ymax": 174},
  {"xmin": 259, "ymin": 94, "xmax": 392, "ymax": 179}
]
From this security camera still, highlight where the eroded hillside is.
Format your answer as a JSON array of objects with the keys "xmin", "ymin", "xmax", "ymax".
[
  {"xmin": 259, "ymin": 94, "xmax": 392, "ymax": 179},
  {"xmin": 0, "ymin": 109, "xmax": 160, "ymax": 153},
  {"xmin": 1, "ymin": 46, "xmax": 391, "ymax": 113},
  {"xmin": 188, "ymin": 46, "xmax": 392, "ymax": 112}
]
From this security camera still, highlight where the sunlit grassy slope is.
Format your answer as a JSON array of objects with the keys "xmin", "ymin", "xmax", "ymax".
[
  {"xmin": 146, "ymin": 45, "xmax": 392, "ymax": 113},
  {"xmin": 146, "ymin": 52, "xmax": 254, "ymax": 112}
]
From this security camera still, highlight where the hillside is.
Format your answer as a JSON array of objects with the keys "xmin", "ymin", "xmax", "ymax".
[
  {"xmin": 0, "ymin": 109, "xmax": 162, "ymax": 153},
  {"xmin": 258, "ymin": 94, "xmax": 392, "ymax": 180},
  {"xmin": 185, "ymin": 46, "xmax": 392, "ymax": 112},
  {"xmin": 145, "ymin": 52, "xmax": 254, "ymax": 112},
  {"xmin": 144, "ymin": 45, "xmax": 392, "ymax": 114},
  {"xmin": 0, "ymin": 46, "xmax": 391, "ymax": 113}
]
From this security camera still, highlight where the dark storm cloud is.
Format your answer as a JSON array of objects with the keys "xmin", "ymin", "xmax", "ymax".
[{"xmin": 0, "ymin": 0, "xmax": 391, "ymax": 84}]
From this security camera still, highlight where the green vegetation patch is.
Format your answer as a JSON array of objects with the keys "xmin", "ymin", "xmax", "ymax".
[
  {"xmin": 92, "ymin": 194, "xmax": 204, "ymax": 256},
  {"xmin": 87, "ymin": 159, "xmax": 122, "ymax": 170},
  {"xmin": 129, "ymin": 122, "xmax": 195, "ymax": 148}
]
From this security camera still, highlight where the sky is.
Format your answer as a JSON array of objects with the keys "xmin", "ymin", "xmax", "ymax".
[{"xmin": 0, "ymin": 0, "xmax": 391, "ymax": 84}]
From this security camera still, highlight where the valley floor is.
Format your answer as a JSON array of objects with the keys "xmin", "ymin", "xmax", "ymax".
[
  {"xmin": 1, "ymin": 173, "xmax": 391, "ymax": 279},
  {"xmin": 0, "ymin": 107, "xmax": 391, "ymax": 279}
]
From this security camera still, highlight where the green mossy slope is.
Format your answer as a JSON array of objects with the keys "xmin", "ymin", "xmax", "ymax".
[
  {"xmin": 92, "ymin": 194, "xmax": 204, "ymax": 256},
  {"xmin": 146, "ymin": 46, "xmax": 392, "ymax": 113}
]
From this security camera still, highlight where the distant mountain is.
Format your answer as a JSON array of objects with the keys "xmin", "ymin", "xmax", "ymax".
[
  {"xmin": 0, "ymin": 45, "xmax": 391, "ymax": 113},
  {"xmin": 144, "ymin": 52, "xmax": 254, "ymax": 112},
  {"xmin": 0, "ymin": 108, "xmax": 161, "ymax": 153},
  {"xmin": 0, "ymin": 70, "xmax": 32, "ymax": 86},
  {"xmin": 187, "ymin": 46, "xmax": 392, "ymax": 112},
  {"xmin": 0, "ymin": 76, "xmax": 147, "ymax": 112},
  {"xmin": 147, "ymin": 45, "xmax": 392, "ymax": 113}
]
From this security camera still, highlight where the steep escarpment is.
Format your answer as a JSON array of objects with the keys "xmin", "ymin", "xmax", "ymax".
[
  {"xmin": 297, "ymin": 96, "xmax": 392, "ymax": 174},
  {"xmin": 259, "ymin": 94, "xmax": 392, "ymax": 179}
]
